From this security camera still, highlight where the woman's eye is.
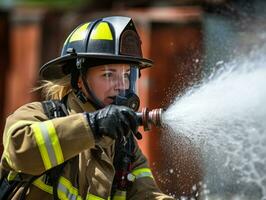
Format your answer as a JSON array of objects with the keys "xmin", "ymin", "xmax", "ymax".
[
  {"xmin": 103, "ymin": 72, "xmax": 112, "ymax": 78},
  {"xmin": 123, "ymin": 73, "xmax": 130, "ymax": 79}
]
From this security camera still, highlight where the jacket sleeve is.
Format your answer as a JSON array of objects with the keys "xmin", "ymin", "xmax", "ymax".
[
  {"xmin": 1, "ymin": 102, "xmax": 95, "ymax": 175},
  {"xmin": 127, "ymin": 139, "xmax": 175, "ymax": 200}
]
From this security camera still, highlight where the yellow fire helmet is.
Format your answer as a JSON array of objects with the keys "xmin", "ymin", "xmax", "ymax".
[{"xmin": 40, "ymin": 16, "xmax": 153, "ymax": 80}]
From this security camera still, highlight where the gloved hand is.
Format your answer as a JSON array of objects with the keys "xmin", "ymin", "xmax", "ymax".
[{"xmin": 86, "ymin": 105, "xmax": 139, "ymax": 140}]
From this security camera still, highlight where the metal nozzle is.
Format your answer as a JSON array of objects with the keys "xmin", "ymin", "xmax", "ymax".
[{"xmin": 136, "ymin": 107, "xmax": 163, "ymax": 131}]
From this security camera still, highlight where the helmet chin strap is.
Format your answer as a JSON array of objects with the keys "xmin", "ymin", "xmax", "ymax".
[
  {"xmin": 74, "ymin": 58, "xmax": 105, "ymax": 109},
  {"xmin": 80, "ymin": 73, "xmax": 105, "ymax": 109}
]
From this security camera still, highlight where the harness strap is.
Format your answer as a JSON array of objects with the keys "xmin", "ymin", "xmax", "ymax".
[
  {"xmin": 42, "ymin": 99, "xmax": 69, "ymax": 119},
  {"xmin": 111, "ymin": 134, "xmax": 135, "ymax": 196}
]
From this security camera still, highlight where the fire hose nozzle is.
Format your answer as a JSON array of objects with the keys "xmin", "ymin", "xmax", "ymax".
[{"xmin": 136, "ymin": 108, "xmax": 164, "ymax": 131}]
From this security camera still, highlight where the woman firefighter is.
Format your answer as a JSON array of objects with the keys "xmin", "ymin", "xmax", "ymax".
[{"xmin": 0, "ymin": 16, "xmax": 174, "ymax": 200}]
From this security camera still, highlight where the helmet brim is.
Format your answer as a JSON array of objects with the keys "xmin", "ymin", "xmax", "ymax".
[{"xmin": 39, "ymin": 53, "xmax": 153, "ymax": 80}]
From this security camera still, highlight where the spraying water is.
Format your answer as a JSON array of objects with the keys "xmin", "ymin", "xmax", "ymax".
[{"xmin": 163, "ymin": 48, "xmax": 266, "ymax": 199}]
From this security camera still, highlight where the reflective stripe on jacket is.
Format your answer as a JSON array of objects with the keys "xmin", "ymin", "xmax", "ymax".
[{"xmin": 0, "ymin": 91, "xmax": 174, "ymax": 200}]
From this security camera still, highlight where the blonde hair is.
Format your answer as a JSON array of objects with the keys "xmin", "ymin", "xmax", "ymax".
[{"xmin": 34, "ymin": 75, "xmax": 72, "ymax": 100}]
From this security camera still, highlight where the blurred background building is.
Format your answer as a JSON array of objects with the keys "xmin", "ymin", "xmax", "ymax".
[{"xmin": 0, "ymin": 0, "xmax": 265, "ymax": 199}]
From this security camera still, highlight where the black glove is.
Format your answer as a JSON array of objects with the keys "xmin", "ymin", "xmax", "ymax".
[{"xmin": 86, "ymin": 105, "xmax": 139, "ymax": 140}]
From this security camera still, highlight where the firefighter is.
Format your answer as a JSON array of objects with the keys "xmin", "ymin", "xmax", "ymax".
[{"xmin": 0, "ymin": 16, "xmax": 174, "ymax": 199}]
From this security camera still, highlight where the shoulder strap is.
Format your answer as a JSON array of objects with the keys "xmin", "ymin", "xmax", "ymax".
[{"xmin": 41, "ymin": 99, "xmax": 69, "ymax": 119}]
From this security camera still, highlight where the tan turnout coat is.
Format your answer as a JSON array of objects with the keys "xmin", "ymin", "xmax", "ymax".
[{"xmin": 0, "ymin": 92, "xmax": 174, "ymax": 200}]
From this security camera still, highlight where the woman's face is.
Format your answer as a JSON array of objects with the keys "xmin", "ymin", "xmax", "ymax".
[{"xmin": 80, "ymin": 64, "xmax": 131, "ymax": 106}]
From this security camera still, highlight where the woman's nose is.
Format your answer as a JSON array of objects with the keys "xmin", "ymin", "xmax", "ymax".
[
  {"xmin": 114, "ymin": 80, "xmax": 124, "ymax": 90},
  {"xmin": 114, "ymin": 77, "xmax": 127, "ymax": 90}
]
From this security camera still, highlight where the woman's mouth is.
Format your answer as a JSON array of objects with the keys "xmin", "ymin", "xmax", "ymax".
[{"xmin": 105, "ymin": 96, "xmax": 116, "ymax": 104}]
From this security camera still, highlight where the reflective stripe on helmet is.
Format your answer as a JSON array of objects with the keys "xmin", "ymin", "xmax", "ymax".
[
  {"xmin": 90, "ymin": 22, "xmax": 113, "ymax": 40},
  {"xmin": 69, "ymin": 22, "xmax": 90, "ymax": 43},
  {"xmin": 31, "ymin": 121, "xmax": 64, "ymax": 170},
  {"xmin": 131, "ymin": 168, "xmax": 154, "ymax": 179}
]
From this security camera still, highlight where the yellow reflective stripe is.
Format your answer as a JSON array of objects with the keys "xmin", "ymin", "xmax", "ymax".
[
  {"xmin": 45, "ymin": 121, "xmax": 64, "ymax": 165},
  {"xmin": 34, "ymin": 176, "xmax": 83, "ymax": 200},
  {"xmin": 86, "ymin": 193, "xmax": 105, "ymax": 200},
  {"xmin": 113, "ymin": 196, "xmax": 126, "ymax": 200},
  {"xmin": 3, "ymin": 120, "xmax": 35, "ymax": 168},
  {"xmin": 58, "ymin": 189, "xmax": 82, "ymax": 200},
  {"xmin": 31, "ymin": 120, "xmax": 64, "ymax": 170},
  {"xmin": 58, "ymin": 176, "xmax": 82, "ymax": 200},
  {"xmin": 113, "ymin": 190, "xmax": 126, "ymax": 200},
  {"xmin": 7, "ymin": 171, "xmax": 18, "ymax": 181},
  {"xmin": 33, "ymin": 176, "xmax": 53, "ymax": 194},
  {"xmin": 69, "ymin": 22, "xmax": 90, "ymax": 42},
  {"xmin": 90, "ymin": 22, "xmax": 113, "ymax": 40},
  {"xmin": 31, "ymin": 123, "xmax": 52, "ymax": 170},
  {"xmin": 132, "ymin": 168, "xmax": 154, "ymax": 179}
]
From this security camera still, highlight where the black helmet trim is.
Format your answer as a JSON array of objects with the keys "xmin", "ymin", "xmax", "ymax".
[{"xmin": 40, "ymin": 53, "xmax": 153, "ymax": 80}]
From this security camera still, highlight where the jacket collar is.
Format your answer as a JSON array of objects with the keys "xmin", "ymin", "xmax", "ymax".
[{"xmin": 66, "ymin": 91, "xmax": 96, "ymax": 114}]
